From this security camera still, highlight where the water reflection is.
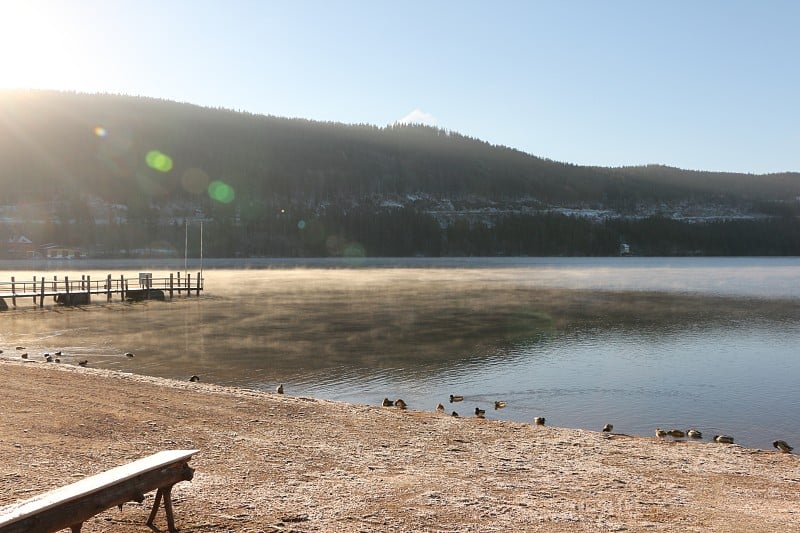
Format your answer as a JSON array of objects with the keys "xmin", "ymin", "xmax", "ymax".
[{"xmin": 1, "ymin": 262, "xmax": 799, "ymax": 451}]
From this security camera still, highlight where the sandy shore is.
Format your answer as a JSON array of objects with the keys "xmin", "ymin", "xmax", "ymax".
[{"xmin": 1, "ymin": 359, "xmax": 798, "ymax": 532}]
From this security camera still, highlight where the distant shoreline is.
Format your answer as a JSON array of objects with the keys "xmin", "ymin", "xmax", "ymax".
[{"xmin": 3, "ymin": 255, "xmax": 800, "ymax": 271}]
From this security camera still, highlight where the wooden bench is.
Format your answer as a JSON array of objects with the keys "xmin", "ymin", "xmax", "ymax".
[{"xmin": 0, "ymin": 449, "xmax": 199, "ymax": 533}]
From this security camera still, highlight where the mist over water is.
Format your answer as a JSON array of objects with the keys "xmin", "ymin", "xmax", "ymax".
[{"xmin": 1, "ymin": 257, "xmax": 799, "ymax": 451}]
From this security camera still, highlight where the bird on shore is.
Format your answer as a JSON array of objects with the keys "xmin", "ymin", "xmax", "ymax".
[
  {"xmin": 54, "ymin": 351, "xmax": 62, "ymax": 356},
  {"xmin": 77, "ymin": 360, "xmax": 88, "ymax": 367},
  {"xmin": 474, "ymin": 407, "xmax": 486, "ymax": 418},
  {"xmin": 382, "ymin": 398, "xmax": 394, "ymax": 407},
  {"xmin": 773, "ymin": 440, "xmax": 793, "ymax": 453},
  {"xmin": 602, "ymin": 424, "xmax": 613, "ymax": 433},
  {"xmin": 436, "ymin": 403, "xmax": 445, "ymax": 413},
  {"xmin": 21, "ymin": 353, "xmax": 28, "ymax": 359},
  {"xmin": 189, "ymin": 375, "xmax": 200, "ymax": 382},
  {"xmin": 687, "ymin": 428, "xmax": 702, "ymax": 439},
  {"xmin": 449, "ymin": 394, "xmax": 464, "ymax": 403},
  {"xmin": 124, "ymin": 352, "xmax": 135, "ymax": 358},
  {"xmin": 494, "ymin": 401, "xmax": 507, "ymax": 409},
  {"xmin": 666, "ymin": 429, "xmax": 685, "ymax": 438},
  {"xmin": 713, "ymin": 435, "xmax": 734, "ymax": 444},
  {"xmin": 276, "ymin": 384, "xmax": 284, "ymax": 394},
  {"xmin": 16, "ymin": 346, "xmax": 25, "ymax": 350},
  {"xmin": 395, "ymin": 398, "xmax": 407, "ymax": 409},
  {"xmin": 534, "ymin": 416, "xmax": 546, "ymax": 426},
  {"xmin": 45, "ymin": 355, "xmax": 53, "ymax": 363},
  {"xmin": 54, "ymin": 358, "xmax": 60, "ymax": 363},
  {"xmin": 451, "ymin": 411, "xmax": 460, "ymax": 417},
  {"xmin": 655, "ymin": 428, "xmax": 667, "ymax": 438}
]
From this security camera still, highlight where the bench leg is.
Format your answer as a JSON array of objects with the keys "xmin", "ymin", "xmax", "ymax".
[
  {"xmin": 147, "ymin": 487, "xmax": 163, "ymax": 527},
  {"xmin": 147, "ymin": 484, "xmax": 178, "ymax": 532},
  {"xmin": 163, "ymin": 486, "xmax": 177, "ymax": 532}
]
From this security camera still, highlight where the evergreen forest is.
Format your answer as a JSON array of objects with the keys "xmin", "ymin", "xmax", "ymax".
[{"xmin": 1, "ymin": 90, "xmax": 799, "ymax": 258}]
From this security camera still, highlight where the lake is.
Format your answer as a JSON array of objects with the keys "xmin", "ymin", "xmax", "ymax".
[{"xmin": 1, "ymin": 257, "xmax": 799, "ymax": 451}]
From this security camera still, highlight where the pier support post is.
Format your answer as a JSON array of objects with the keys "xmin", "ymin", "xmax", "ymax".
[
  {"xmin": 107, "ymin": 274, "xmax": 112, "ymax": 302},
  {"xmin": 11, "ymin": 276, "xmax": 15, "ymax": 308},
  {"xmin": 86, "ymin": 275, "xmax": 91, "ymax": 304},
  {"xmin": 39, "ymin": 277, "xmax": 45, "ymax": 308},
  {"xmin": 187, "ymin": 273, "xmax": 192, "ymax": 297},
  {"xmin": 196, "ymin": 272, "xmax": 201, "ymax": 296},
  {"xmin": 169, "ymin": 273, "xmax": 174, "ymax": 299}
]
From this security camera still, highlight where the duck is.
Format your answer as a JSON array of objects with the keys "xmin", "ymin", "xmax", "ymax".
[
  {"xmin": 124, "ymin": 352, "xmax": 135, "ymax": 358},
  {"xmin": 189, "ymin": 375, "xmax": 200, "ymax": 382},
  {"xmin": 655, "ymin": 428, "xmax": 667, "ymax": 438},
  {"xmin": 436, "ymin": 403, "xmax": 445, "ymax": 413},
  {"xmin": 54, "ymin": 358, "xmax": 61, "ymax": 363},
  {"xmin": 713, "ymin": 435, "xmax": 734, "ymax": 444},
  {"xmin": 15, "ymin": 346, "xmax": 25, "ymax": 350},
  {"xmin": 54, "ymin": 351, "xmax": 62, "ymax": 356},
  {"xmin": 687, "ymin": 428, "xmax": 702, "ymax": 439},
  {"xmin": 602, "ymin": 423, "xmax": 613, "ymax": 433},
  {"xmin": 20, "ymin": 353, "xmax": 28, "ymax": 359},
  {"xmin": 666, "ymin": 429, "xmax": 685, "ymax": 438},
  {"xmin": 534, "ymin": 416, "xmax": 546, "ymax": 426},
  {"xmin": 45, "ymin": 355, "xmax": 53, "ymax": 363},
  {"xmin": 474, "ymin": 407, "xmax": 486, "ymax": 418},
  {"xmin": 449, "ymin": 394, "xmax": 464, "ymax": 403},
  {"xmin": 494, "ymin": 401, "xmax": 507, "ymax": 409},
  {"xmin": 451, "ymin": 411, "xmax": 460, "ymax": 418},
  {"xmin": 77, "ymin": 360, "xmax": 88, "ymax": 367},
  {"xmin": 382, "ymin": 398, "xmax": 394, "ymax": 407},
  {"xmin": 773, "ymin": 440, "xmax": 793, "ymax": 453},
  {"xmin": 395, "ymin": 398, "xmax": 407, "ymax": 409},
  {"xmin": 276, "ymin": 384, "xmax": 284, "ymax": 394}
]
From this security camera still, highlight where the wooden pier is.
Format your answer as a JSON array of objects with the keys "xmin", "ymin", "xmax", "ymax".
[{"xmin": 0, "ymin": 272, "xmax": 203, "ymax": 310}]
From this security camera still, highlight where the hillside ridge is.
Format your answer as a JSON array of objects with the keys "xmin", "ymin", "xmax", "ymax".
[{"xmin": 1, "ymin": 90, "xmax": 799, "ymax": 257}]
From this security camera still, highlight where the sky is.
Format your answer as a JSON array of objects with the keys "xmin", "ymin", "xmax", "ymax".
[{"xmin": 0, "ymin": 0, "xmax": 798, "ymax": 174}]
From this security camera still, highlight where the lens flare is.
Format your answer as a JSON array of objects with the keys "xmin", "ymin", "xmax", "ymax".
[
  {"xmin": 208, "ymin": 180, "xmax": 235, "ymax": 203},
  {"xmin": 94, "ymin": 126, "xmax": 107, "ymax": 137},
  {"xmin": 297, "ymin": 220, "xmax": 306, "ymax": 230},
  {"xmin": 145, "ymin": 150, "xmax": 173, "ymax": 172},
  {"xmin": 343, "ymin": 243, "xmax": 366, "ymax": 257}
]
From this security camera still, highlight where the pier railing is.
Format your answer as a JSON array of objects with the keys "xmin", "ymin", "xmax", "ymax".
[{"xmin": 0, "ymin": 272, "xmax": 203, "ymax": 309}]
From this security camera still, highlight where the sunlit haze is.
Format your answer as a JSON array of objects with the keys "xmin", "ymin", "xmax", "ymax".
[{"xmin": 0, "ymin": 0, "xmax": 798, "ymax": 173}]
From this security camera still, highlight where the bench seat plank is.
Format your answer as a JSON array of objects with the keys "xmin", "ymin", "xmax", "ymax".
[{"xmin": 0, "ymin": 449, "xmax": 198, "ymax": 528}]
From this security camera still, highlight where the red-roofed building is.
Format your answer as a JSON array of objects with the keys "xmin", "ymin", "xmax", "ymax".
[{"xmin": 7, "ymin": 236, "xmax": 36, "ymax": 257}]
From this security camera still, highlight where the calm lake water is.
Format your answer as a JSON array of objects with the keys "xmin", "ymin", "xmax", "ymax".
[{"xmin": 1, "ymin": 257, "xmax": 799, "ymax": 451}]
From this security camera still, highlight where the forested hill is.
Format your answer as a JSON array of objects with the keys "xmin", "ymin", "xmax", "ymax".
[
  {"xmin": 2, "ymin": 90, "xmax": 800, "ymax": 258},
  {"xmin": 1, "ymin": 90, "xmax": 798, "ymax": 206}
]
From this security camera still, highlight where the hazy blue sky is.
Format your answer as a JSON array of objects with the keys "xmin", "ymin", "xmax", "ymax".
[{"xmin": 1, "ymin": 0, "xmax": 797, "ymax": 173}]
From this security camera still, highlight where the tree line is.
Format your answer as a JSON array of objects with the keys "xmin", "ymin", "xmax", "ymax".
[
  {"xmin": 3, "ymin": 199, "xmax": 800, "ymax": 258},
  {"xmin": 2, "ymin": 90, "xmax": 800, "ymax": 258}
]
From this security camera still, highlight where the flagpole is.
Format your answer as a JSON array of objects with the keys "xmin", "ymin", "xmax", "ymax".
[
  {"xmin": 199, "ymin": 220, "xmax": 203, "ymax": 288},
  {"xmin": 184, "ymin": 220, "xmax": 188, "ymax": 278}
]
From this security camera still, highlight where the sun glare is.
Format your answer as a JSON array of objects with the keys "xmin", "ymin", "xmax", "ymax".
[{"xmin": 0, "ymin": 3, "xmax": 89, "ymax": 90}]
